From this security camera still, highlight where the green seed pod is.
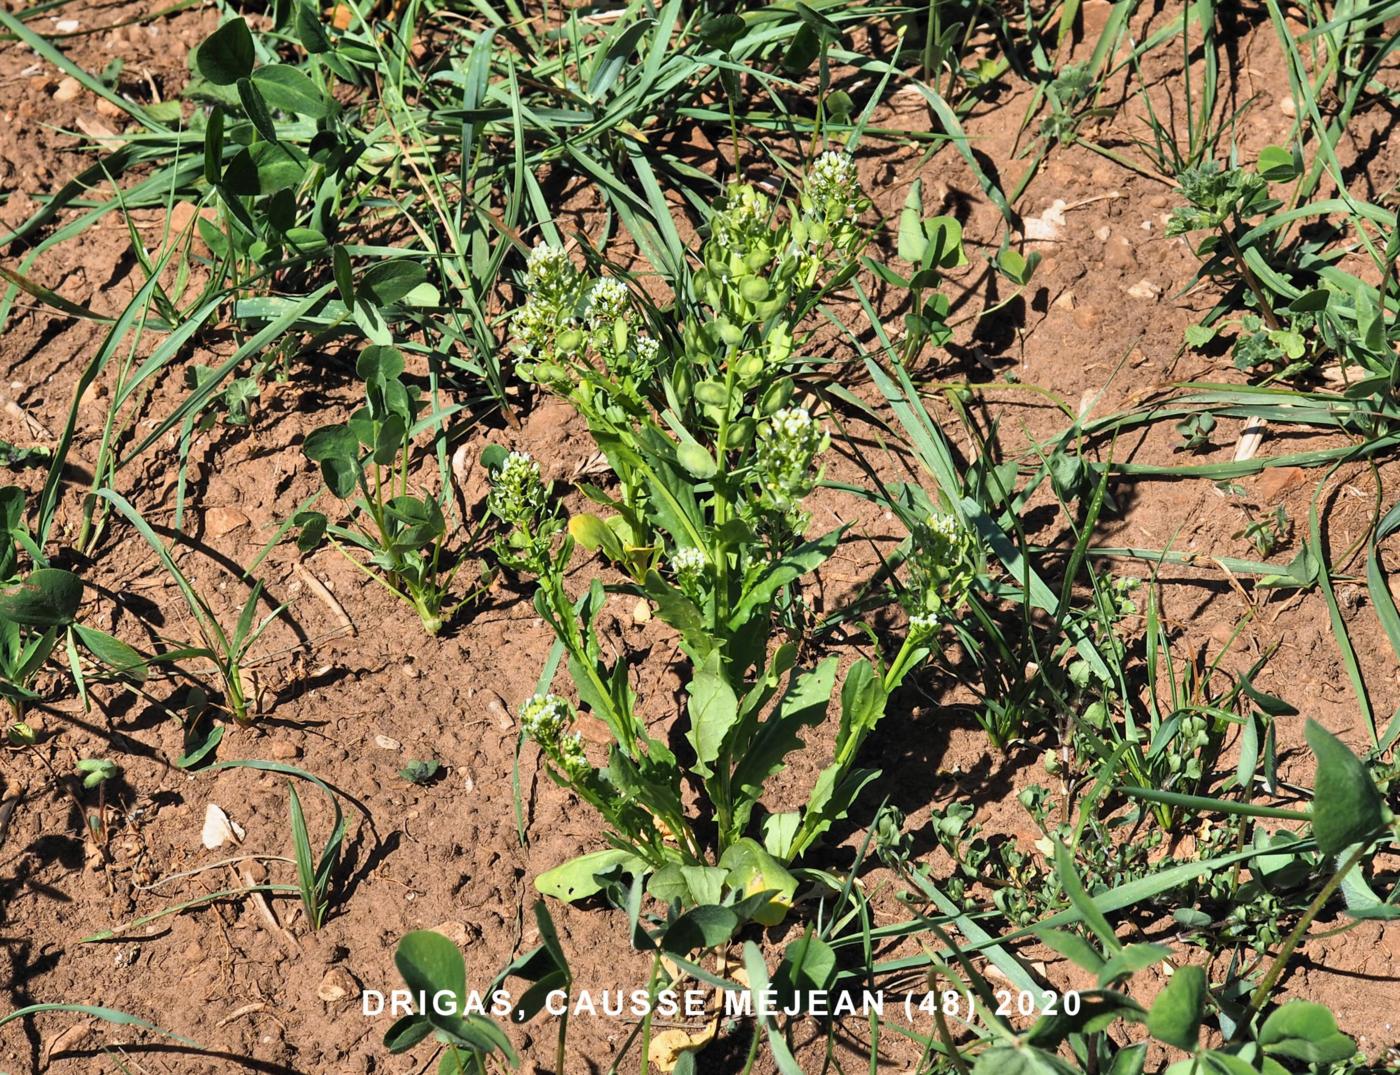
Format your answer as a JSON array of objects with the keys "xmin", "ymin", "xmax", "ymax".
[
  {"xmin": 760, "ymin": 379, "xmax": 792, "ymax": 415},
  {"xmin": 694, "ymin": 380, "xmax": 730, "ymax": 407},
  {"xmin": 754, "ymin": 296, "xmax": 784, "ymax": 321},
  {"xmin": 740, "ymin": 276, "xmax": 770, "ymax": 303},
  {"xmin": 676, "ymin": 442, "xmax": 717, "ymax": 479},
  {"xmin": 734, "ymin": 352, "xmax": 764, "ymax": 380},
  {"xmin": 765, "ymin": 327, "xmax": 793, "ymax": 365},
  {"xmin": 557, "ymin": 328, "xmax": 584, "ymax": 354},
  {"xmin": 718, "ymin": 320, "xmax": 744, "ymax": 348},
  {"xmin": 724, "ymin": 417, "xmax": 755, "ymax": 448}
]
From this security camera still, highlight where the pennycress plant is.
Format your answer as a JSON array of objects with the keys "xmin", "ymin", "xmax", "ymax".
[{"xmin": 487, "ymin": 157, "xmax": 943, "ymax": 915}]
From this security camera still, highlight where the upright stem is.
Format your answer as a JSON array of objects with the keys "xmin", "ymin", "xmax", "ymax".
[{"xmin": 1247, "ymin": 840, "xmax": 1370, "ymax": 1015}]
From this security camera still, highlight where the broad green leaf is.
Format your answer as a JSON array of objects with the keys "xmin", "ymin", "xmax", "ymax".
[
  {"xmin": 1097, "ymin": 943, "xmax": 1172, "ymax": 986},
  {"xmin": 361, "ymin": 261, "xmax": 429, "ymax": 306},
  {"xmin": 1259, "ymin": 1001, "xmax": 1358, "ymax": 1063},
  {"xmin": 774, "ymin": 932, "xmax": 836, "ymax": 994},
  {"xmin": 720, "ymin": 838, "xmax": 797, "ymax": 926},
  {"xmin": 303, "ymin": 424, "xmax": 357, "ymax": 464},
  {"xmin": 394, "ymin": 930, "xmax": 465, "ymax": 1019},
  {"xmin": 1258, "ymin": 144, "xmax": 1300, "ymax": 182},
  {"xmin": 922, "ymin": 215, "xmax": 967, "ymax": 269},
  {"xmin": 535, "ymin": 848, "xmax": 641, "ymax": 902},
  {"xmin": 236, "ymin": 77, "xmax": 278, "ymax": 143},
  {"xmin": 1146, "ymin": 964, "xmax": 1205, "ymax": 1052},
  {"xmin": 383, "ymin": 1014, "xmax": 433, "ymax": 1052},
  {"xmin": 661, "ymin": 905, "xmax": 739, "ymax": 955},
  {"xmin": 252, "ymin": 64, "xmax": 330, "ymax": 117},
  {"xmin": 73, "ymin": 624, "xmax": 146, "ymax": 682},
  {"xmin": 294, "ymin": 0, "xmax": 331, "ymax": 53},
  {"xmin": 685, "ymin": 650, "xmax": 737, "ymax": 777},
  {"xmin": 897, "ymin": 180, "xmax": 927, "ymax": 263},
  {"xmin": 1036, "ymin": 928, "xmax": 1104, "ymax": 973},
  {"xmin": 0, "ymin": 567, "xmax": 82, "ymax": 627},
  {"xmin": 1106, "ymin": 1043, "xmax": 1147, "ymax": 1075},
  {"xmin": 1306, "ymin": 719, "xmax": 1384, "ymax": 855},
  {"xmin": 195, "ymin": 18, "xmax": 254, "ymax": 85}
]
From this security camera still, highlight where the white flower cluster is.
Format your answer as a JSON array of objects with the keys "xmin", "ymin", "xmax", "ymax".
[
  {"xmin": 487, "ymin": 450, "xmax": 546, "ymax": 527},
  {"xmin": 926, "ymin": 512, "xmax": 960, "ymax": 543},
  {"xmin": 906, "ymin": 511, "xmax": 977, "ymax": 617},
  {"xmin": 513, "ymin": 244, "xmax": 580, "ymax": 364},
  {"xmin": 555, "ymin": 733, "xmax": 590, "ymax": 779},
  {"xmin": 908, "ymin": 611, "xmax": 939, "ymax": 636},
  {"xmin": 520, "ymin": 693, "xmax": 591, "ymax": 779},
  {"xmin": 520, "ymin": 693, "xmax": 571, "ymax": 744},
  {"xmin": 671, "ymin": 545, "xmax": 707, "ymax": 592},
  {"xmin": 805, "ymin": 152, "xmax": 860, "ymax": 214},
  {"xmin": 586, "ymin": 277, "xmax": 630, "ymax": 332},
  {"xmin": 634, "ymin": 332, "xmax": 660, "ymax": 369},
  {"xmin": 710, "ymin": 184, "xmax": 771, "ymax": 260},
  {"xmin": 525, "ymin": 243, "xmax": 574, "ymax": 297},
  {"xmin": 754, "ymin": 407, "xmax": 828, "ymax": 511}
]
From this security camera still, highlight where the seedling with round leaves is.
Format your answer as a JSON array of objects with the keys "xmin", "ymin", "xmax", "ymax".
[
  {"xmin": 1172, "ymin": 147, "xmax": 1400, "ymax": 406},
  {"xmin": 295, "ymin": 344, "xmax": 482, "ymax": 636},
  {"xmin": 0, "ymin": 487, "xmax": 147, "ymax": 722},
  {"xmin": 383, "ymin": 929, "xmax": 517, "ymax": 1075}
]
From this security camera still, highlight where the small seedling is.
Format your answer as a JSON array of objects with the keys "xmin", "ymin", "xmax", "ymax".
[
  {"xmin": 398, "ymin": 759, "xmax": 440, "ymax": 785},
  {"xmin": 98, "ymin": 489, "xmax": 281, "ymax": 725},
  {"xmin": 6, "ymin": 724, "xmax": 114, "ymax": 870},
  {"xmin": 295, "ymin": 344, "xmax": 483, "ymax": 636},
  {"xmin": 1175, "ymin": 411, "xmax": 1216, "ymax": 451},
  {"xmin": 1236, "ymin": 505, "xmax": 1291, "ymax": 558}
]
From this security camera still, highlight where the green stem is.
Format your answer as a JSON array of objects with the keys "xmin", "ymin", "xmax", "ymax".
[{"xmin": 1246, "ymin": 840, "xmax": 1370, "ymax": 1015}]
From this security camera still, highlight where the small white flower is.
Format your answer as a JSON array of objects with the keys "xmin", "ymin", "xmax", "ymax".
[
  {"xmin": 488, "ymin": 451, "xmax": 548, "ymax": 526},
  {"xmin": 556, "ymin": 732, "xmax": 591, "ymax": 779},
  {"xmin": 671, "ymin": 546, "xmax": 708, "ymax": 590},
  {"xmin": 905, "ymin": 510, "xmax": 977, "ymax": 617},
  {"xmin": 520, "ymin": 693, "xmax": 571, "ymax": 746},
  {"xmin": 635, "ymin": 332, "xmax": 660, "ymax": 368},
  {"xmin": 805, "ymin": 152, "xmax": 861, "ymax": 215},
  {"xmin": 672, "ymin": 546, "xmax": 707, "ymax": 572},
  {"xmin": 526, "ymin": 242, "xmax": 570, "ymax": 284},
  {"xmin": 754, "ymin": 407, "xmax": 828, "ymax": 514},
  {"xmin": 587, "ymin": 277, "xmax": 630, "ymax": 329}
]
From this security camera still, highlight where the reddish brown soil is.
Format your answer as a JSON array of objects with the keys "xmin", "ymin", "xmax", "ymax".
[{"xmin": 3, "ymin": 2, "xmax": 1399, "ymax": 1074}]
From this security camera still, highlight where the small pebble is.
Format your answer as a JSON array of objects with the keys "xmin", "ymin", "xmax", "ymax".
[
  {"xmin": 52, "ymin": 77, "xmax": 82, "ymax": 103},
  {"xmin": 374, "ymin": 734, "xmax": 400, "ymax": 750}
]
